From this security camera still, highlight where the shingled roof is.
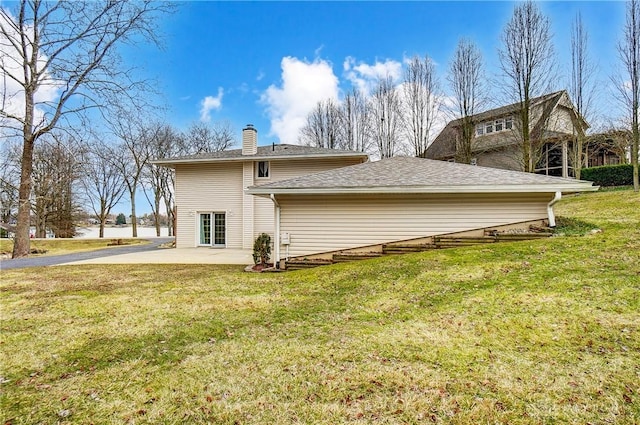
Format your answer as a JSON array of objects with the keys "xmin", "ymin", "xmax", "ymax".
[
  {"xmin": 247, "ymin": 156, "xmax": 596, "ymax": 195},
  {"xmin": 153, "ymin": 144, "xmax": 368, "ymax": 166},
  {"xmin": 424, "ymin": 90, "xmax": 585, "ymax": 160}
]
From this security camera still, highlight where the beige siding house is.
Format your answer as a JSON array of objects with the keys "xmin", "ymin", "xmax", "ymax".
[
  {"xmin": 154, "ymin": 125, "xmax": 368, "ymax": 249},
  {"xmin": 424, "ymin": 91, "xmax": 591, "ymax": 177},
  {"xmin": 247, "ymin": 157, "xmax": 597, "ymax": 264}
]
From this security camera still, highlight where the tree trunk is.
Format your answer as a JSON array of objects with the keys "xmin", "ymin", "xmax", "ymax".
[
  {"xmin": 633, "ymin": 123, "xmax": 639, "ymax": 192},
  {"xmin": 574, "ymin": 134, "xmax": 584, "ymax": 180},
  {"xmin": 12, "ymin": 136, "xmax": 34, "ymax": 258},
  {"xmin": 164, "ymin": 198, "xmax": 173, "ymax": 237},
  {"xmin": 37, "ymin": 213, "xmax": 46, "ymax": 238},
  {"xmin": 154, "ymin": 197, "xmax": 161, "ymax": 237},
  {"xmin": 130, "ymin": 193, "xmax": 137, "ymax": 237},
  {"xmin": 173, "ymin": 206, "xmax": 177, "ymax": 239}
]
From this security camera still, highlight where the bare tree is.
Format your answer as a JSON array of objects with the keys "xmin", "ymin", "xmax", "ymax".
[
  {"xmin": 569, "ymin": 12, "xmax": 597, "ymax": 179},
  {"xmin": 81, "ymin": 142, "xmax": 127, "ymax": 238},
  {"xmin": 186, "ymin": 121, "xmax": 236, "ymax": 154},
  {"xmin": 142, "ymin": 124, "xmax": 181, "ymax": 236},
  {"xmin": 402, "ymin": 55, "xmax": 441, "ymax": 157},
  {"xmin": 448, "ymin": 39, "xmax": 486, "ymax": 163},
  {"xmin": 339, "ymin": 88, "xmax": 373, "ymax": 152},
  {"xmin": 299, "ymin": 99, "xmax": 342, "ymax": 148},
  {"xmin": 0, "ymin": 1, "xmax": 170, "ymax": 257},
  {"xmin": 110, "ymin": 114, "xmax": 154, "ymax": 238},
  {"xmin": 499, "ymin": 0, "xmax": 556, "ymax": 172},
  {"xmin": 0, "ymin": 141, "xmax": 20, "ymax": 226},
  {"xmin": 30, "ymin": 133, "xmax": 82, "ymax": 238},
  {"xmin": 614, "ymin": 0, "xmax": 640, "ymax": 191},
  {"xmin": 371, "ymin": 76, "xmax": 402, "ymax": 159}
]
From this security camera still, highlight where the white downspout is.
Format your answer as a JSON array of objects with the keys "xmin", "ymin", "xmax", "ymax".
[
  {"xmin": 270, "ymin": 194, "xmax": 281, "ymax": 268},
  {"xmin": 547, "ymin": 191, "xmax": 562, "ymax": 227}
]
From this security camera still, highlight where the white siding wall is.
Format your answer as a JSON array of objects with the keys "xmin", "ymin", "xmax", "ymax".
[
  {"xmin": 253, "ymin": 157, "xmax": 366, "ymax": 238},
  {"xmin": 175, "ymin": 156, "xmax": 366, "ymax": 248},
  {"xmin": 175, "ymin": 163, "xmax": 243, "ymax": 248},
  {"xmin": 242, "ymin": 162, "xmax": 255, "ymax": 249},
  {"xmin": 277, "ymin": 192, "xmax": 552, "ymax": 257}
]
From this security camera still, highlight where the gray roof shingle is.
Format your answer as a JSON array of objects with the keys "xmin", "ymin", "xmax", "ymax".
[
  {"xmin": 247, "ymin": 156, "xmax": 596, "ymax": 194},
  {"xmin": 154, "ymin": 144, "xmax": 368, "ymax": 165}
]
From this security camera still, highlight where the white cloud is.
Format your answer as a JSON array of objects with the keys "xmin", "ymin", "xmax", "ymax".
[
  {"xmin": 0, "ymin": 9, "xmax": 62, "ymax": 133},
  {"xmin": 343, "ymin": 57, "xmax": 403, "ymax": 95},
  {"xmin": 261, "ymin": 56, "xmax": 339, "ymax": 144},
  {"xmin": 199, "ymin": 87, "xmax": 224, "ymax": 122}
]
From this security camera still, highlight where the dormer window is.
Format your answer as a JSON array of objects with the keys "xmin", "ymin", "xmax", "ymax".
[
  {"xmin": 475, "ymin": 117, "xmax": 513, "ymax": 136},
  {"xmin": 505, "ymin": 117, "xmax": 513, "ymax": 130},
  {"xmin": 485, "ymin": 122, "xmax": 494, "ymax": 134},
  {"xmin": 257, "ymin": 161, "xmax": 270, "ymax": 178}
]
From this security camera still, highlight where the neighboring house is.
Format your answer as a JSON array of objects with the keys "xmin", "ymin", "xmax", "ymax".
[
  {"xmin": 584, "ymin": 130, "xmax": 630, "ymax": 167},
  {"xmin": 247, "ymin": 156, "xmax": 596, "ymax": 265},
  {"xmin": 0, "ymin": 223, "xmax": 16, "ymax": 238},
  {"xmin": 424, "ymin": 91, "xmax": 611, "ymax": 177},
  {"xmin": 153, "ymin": 125, "xmax": 368, "ymax": 249}
]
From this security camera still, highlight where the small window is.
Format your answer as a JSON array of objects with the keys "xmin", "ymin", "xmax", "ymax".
[
  {"xmin": 470, "ymin": 158, "xmax": 477, "ymax": 166},
  {"xmin": 485, "ymin": 122, "xmax": 494, "ymax": 134},
  {"xmin": 505, "ymin": 117, "xmax": 513, "ymax": 130},
  {"xmin": 475, "ymin": 124, "xmax": 484, "ymax": 137},
  {"xmin": 257, "ymin": 161, "xmax": 270, "ymax": 178},
  {"xmin": 495, "ymin": 119, "xmax": 504, "ymax": 132}
]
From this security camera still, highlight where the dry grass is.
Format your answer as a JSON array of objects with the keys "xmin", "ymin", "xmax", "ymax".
[{"xmin": 1, "ymin": 190, "xmax": 639, "ymax": 424}]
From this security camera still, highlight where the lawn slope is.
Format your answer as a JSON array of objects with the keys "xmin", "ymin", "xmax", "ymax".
[{"xmin": 1, "ymin": 189, "xmax": 638, "ymax": 424}]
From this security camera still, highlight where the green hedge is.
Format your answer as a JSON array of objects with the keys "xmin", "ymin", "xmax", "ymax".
[{"xmin": 581, "ymin": 164, "xmax": 633, "ymax": 186}]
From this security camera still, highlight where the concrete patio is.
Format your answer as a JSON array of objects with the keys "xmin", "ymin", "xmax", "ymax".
[{"xmin": 60, "ymin": 247, "xmax": 254, "ymax": 266}]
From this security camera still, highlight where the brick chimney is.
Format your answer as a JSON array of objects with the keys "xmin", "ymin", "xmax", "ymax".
[{"xmin": 242, "ymin": 124, "xmax": 257, "ymax": 155}]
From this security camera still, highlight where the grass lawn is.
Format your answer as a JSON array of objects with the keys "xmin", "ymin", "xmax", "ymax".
[
  {"xmin": 1, "ymin": 189, "xmax": 638, "ymax": 424},
  {"xmin": 0, "ymin": 238, "xmax": 148, "ymax": 257}
]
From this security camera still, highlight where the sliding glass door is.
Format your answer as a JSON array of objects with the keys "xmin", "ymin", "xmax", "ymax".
[{"xmin": 199, "ymin": 212, "xmax": 226, "ymax": 247}]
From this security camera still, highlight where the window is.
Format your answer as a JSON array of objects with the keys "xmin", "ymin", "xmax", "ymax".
[
  {"xmin": 505, "ymin": 117, "xmax": 513, "ymax": 130},
  {"xmin": 485, "ymin": 122, "xmax": 494, "ymax": 134},
  {"xmin": 494, "ymin": 119, "xmax": 504, "ymax": 132},
  {"xmin": 475, "ymin": 124, "xmax": 484, "ymax": 137},
  {"xmin": 257, "ymin": 161, "xmax": 270, "ymax": 178}
]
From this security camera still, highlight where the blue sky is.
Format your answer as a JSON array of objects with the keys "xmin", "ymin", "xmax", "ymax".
[{"xmin": 121, "ymin": 1, "xmax": 627, "ymax": 148}]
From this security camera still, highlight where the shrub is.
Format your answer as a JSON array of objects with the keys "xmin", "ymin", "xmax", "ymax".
[
  {"xmin": 115, "ymin": 213, "xmax": 127, "ymax": 225},
  {"xmin": 252, "ymin": 233, "xmax": 271, "ymax": 265},
  {"xmin": 580, "ymin": 164, "xmax": 633, "ymax": 187}
]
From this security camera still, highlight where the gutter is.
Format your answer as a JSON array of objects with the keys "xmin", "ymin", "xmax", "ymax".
[
  {"xmin": 547, "ymin": 191, "xmax": 562, "ymax": 227},
  {"xmin": 247, "ymin": 183, "xmax": 598, "ymax": 196},
  {"xmin": 270, "ymin": 194, "xmax": 281, "ymax": 268}
]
